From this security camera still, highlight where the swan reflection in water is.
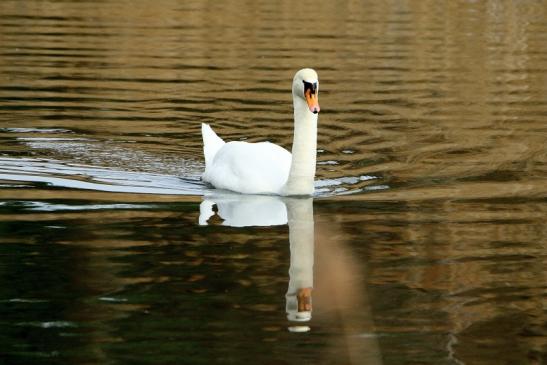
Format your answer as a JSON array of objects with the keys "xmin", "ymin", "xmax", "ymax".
[
  {"xmin": 199, "ymin": 193, "xmax": 314, "ymax": 332},
  {"xmin": 199, "ymin": 192, "xmax": 383, "ymax": 363}
]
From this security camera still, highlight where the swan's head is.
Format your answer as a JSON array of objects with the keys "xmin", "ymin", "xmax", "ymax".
[{"xmin": 293, "ymin": 68, "xmax": 320, "ymax": 114}]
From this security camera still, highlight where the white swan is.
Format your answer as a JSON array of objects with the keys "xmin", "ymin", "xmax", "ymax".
[{"xmin": 201, "ymin": 68, "xmax": 320, "ymax": 195}]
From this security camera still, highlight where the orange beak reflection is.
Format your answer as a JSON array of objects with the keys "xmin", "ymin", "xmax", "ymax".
[{"xmin": 304, "ymin": 86, "xmax": 320, "ymax": 114}]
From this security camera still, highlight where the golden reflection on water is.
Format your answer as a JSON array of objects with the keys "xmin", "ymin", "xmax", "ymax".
[{"xmin": 1, "ymin": 0, "xmax": 546, "ymax": 197}]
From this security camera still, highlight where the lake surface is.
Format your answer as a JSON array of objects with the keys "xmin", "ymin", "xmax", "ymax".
[{"xmin": 1, "ymin": 1, "xmax": 546, "ymax": 364}]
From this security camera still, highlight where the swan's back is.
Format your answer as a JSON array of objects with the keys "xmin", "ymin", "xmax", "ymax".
[{"xmin": 202, "ymin": 139, "xmax": 292, "ymax": 195}]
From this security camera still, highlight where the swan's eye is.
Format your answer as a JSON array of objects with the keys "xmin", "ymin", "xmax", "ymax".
[{"xmin": 303, "ymin": 81, "xmax": 318, "ymax": 96}]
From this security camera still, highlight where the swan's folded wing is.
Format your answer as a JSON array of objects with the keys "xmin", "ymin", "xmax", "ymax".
[{"xmin": 203, "ymin": 141, "xmax": 291, "ymax": 194}]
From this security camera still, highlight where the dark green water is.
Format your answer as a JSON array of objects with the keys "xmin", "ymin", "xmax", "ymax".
[{"xmin": 1, "ymin": 1, "xmax": 546, "ymax": 364}]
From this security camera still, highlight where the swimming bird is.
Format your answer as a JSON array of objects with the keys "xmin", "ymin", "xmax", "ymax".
[{"xmin": 201, "ymin": 68, "xmax": 320, "ymax": 195}]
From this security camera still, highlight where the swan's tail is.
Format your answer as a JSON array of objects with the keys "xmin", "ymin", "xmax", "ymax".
[{"xmin": 201, "ymin": 123, "xmax": 225, "ymax": 167}]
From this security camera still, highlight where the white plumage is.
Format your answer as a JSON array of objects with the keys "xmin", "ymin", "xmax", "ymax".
[
  {"xmin": 202, "ymin": 125, "xmax": 292, "ymax": 194},
  {"xmin": 201, "ymin": 68, "xmax": 320, "ymax": 196}
]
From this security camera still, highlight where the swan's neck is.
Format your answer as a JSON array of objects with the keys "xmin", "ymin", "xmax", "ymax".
[{"xmin": 283, "ymin": 97, "xmax": 317, "ymax": 196}]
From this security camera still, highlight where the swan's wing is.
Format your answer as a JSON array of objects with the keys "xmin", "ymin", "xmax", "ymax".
[{"xmin": 203, "ymin": 141, "xmax": 291, "ymax": 194}]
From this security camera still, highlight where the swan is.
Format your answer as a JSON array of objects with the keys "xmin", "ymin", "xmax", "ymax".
[{"xmin": 201, "ymin": 68, "xmax": 320, "ymax": 196}]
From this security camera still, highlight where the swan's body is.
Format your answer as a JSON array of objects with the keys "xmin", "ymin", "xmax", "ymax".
[{"xmin": 202, "ymin": 68, "xmax": 320, "ymax": 196}]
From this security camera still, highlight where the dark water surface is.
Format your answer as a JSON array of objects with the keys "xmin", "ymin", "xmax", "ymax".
[{"xmin": 1, "ymin": 1, "xmax": 546, "ymax": 364}]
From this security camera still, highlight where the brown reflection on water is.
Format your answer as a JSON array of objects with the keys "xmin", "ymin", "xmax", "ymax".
[
  {"xmin": 0, "ymin": 193, "xmax": 545, "ymax": 363},
  {"xmin": 314, "ymin": 220, "xmax": 382, "ymax": 365},
  {"xmin": 322, "ymin": 197, "xmax": 546, "ymax": 363}
]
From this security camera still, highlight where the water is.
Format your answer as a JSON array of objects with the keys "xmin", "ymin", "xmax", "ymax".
[{"xmin": 1, "ymin": 1, "xmax": 546, "ymax": 364}]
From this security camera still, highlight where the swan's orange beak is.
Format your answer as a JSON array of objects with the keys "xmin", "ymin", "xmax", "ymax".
[{"xmin": 304, "ymin": 82, "xmax": 320, "ymax": 114}]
